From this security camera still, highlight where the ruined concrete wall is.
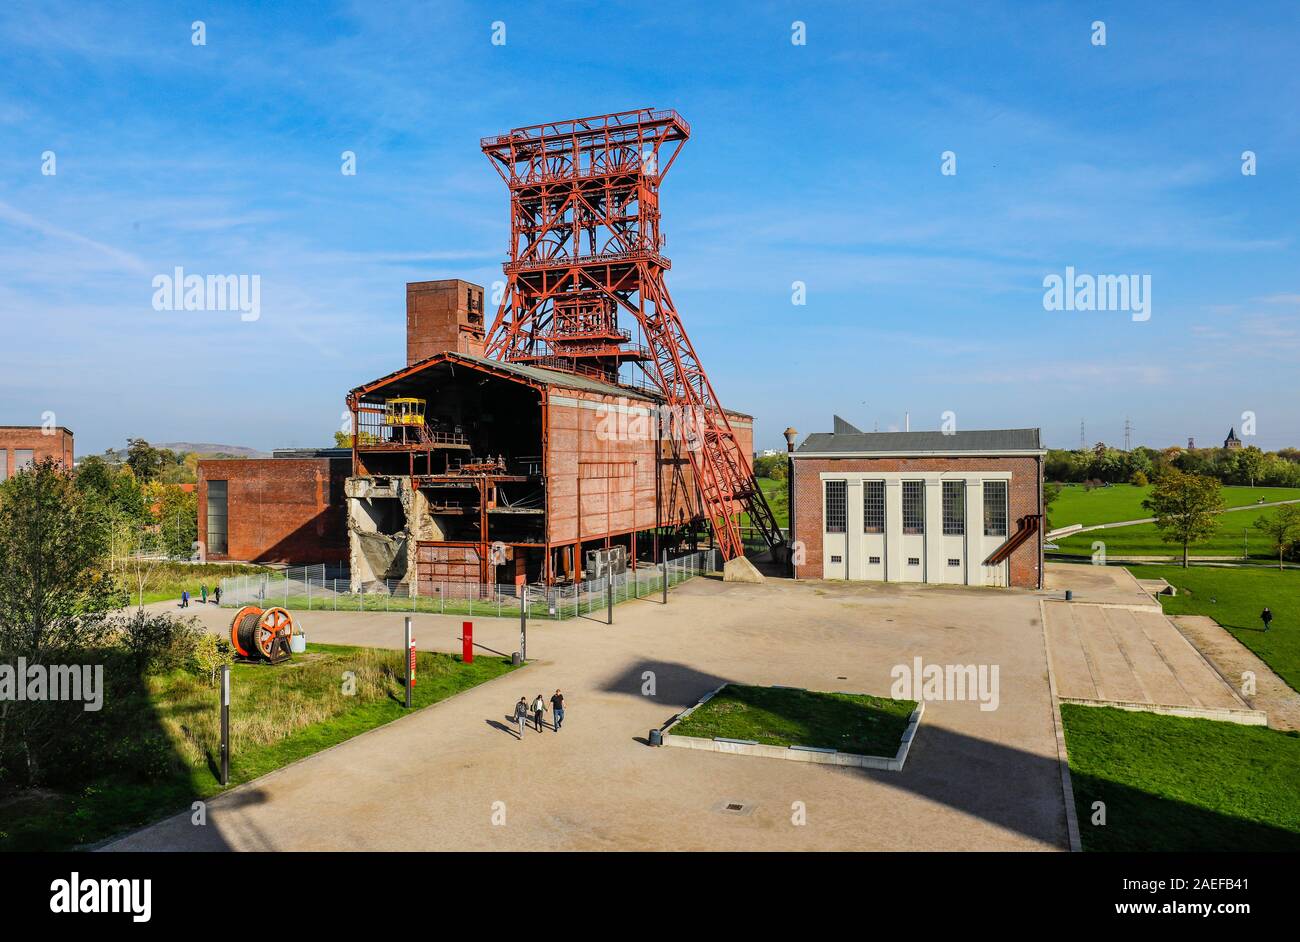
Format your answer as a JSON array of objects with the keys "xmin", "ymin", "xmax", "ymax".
[{"xmin": 346, "ymin": 475, "xmax": 421, "ymax": 590}]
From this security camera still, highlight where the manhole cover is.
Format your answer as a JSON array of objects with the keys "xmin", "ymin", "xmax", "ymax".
[{"xmin": 715, "ymin": 800, "xmax": 755, "ymax": 816}]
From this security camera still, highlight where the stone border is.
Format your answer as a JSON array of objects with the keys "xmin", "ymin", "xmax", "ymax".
[
  {"xmin": 657, "ymin": 685, "xmax": 924, "ymax": 772},
  {"xmin": 1058, "ymin": 696, "xmax": 1268, "ymax": 726},
  {"xmin": 1038, "ymin": 598, "xmax": 1083, "ymax": 853}
]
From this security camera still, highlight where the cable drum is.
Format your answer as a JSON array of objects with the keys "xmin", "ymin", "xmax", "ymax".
[{"xmin": 230, "ymin": 605, "xmax": 295, "ymax": 660}]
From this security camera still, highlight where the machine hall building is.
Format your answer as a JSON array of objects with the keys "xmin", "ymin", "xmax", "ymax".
[
  {"xmin": 198, "ymin": 278, "xmax": 752, "ymax": 591},
  {"xmin": 789, "ymin": 419, "xmax": 1046, "ymax": 589}
]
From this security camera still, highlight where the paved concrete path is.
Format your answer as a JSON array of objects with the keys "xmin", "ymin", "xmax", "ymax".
[
  {"xmin": 1043, "ymin": 602, "xmax": 1244, "ymax": 710},
  {"xmin": 105, "ymin": 577, "xmax": 1068, "ymax": 852},
  {"xmin": 1172, "ymin": 615, "xmax": 1300, "ymax": 730},
  {"xmin": 1044, "ymin": 562, "xmax": 1159, "ymax": 609}
]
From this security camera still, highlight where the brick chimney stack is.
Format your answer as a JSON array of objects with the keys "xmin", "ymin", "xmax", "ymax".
[{"xmin": 406, "ymin": 279, "xmax": 486, "ymax": 365}]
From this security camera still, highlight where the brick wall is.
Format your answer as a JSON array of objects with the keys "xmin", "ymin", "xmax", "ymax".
[
  {"xmin": 407, "ymin": 280, "xmax": 486, "ymax": 365},
  {"xmin": 791, "ymin": 455, "xmax": 1043, "ymax": 588},
  {"xmin": 0, "ymin": 427, "xmax": 74, "ymax": 479},
  {"xmin": 198, "ymin": 458, "xmax": 349, "ymax": 564}
]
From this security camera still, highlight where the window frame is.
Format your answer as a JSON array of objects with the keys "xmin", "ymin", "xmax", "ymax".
[
  {"xmin": 983, "ymin": 480, "xmax": 1009, "ymax": 537},
  {"xmin": 863, "ymin": 480, "xmax": 885, "ymax": 533},
  {"xmin": 902, "ymin": 481, "xmax": 925, "ymax": 534},
  {"xmin": 942, "ymin": 480, "xmax": 965, "ymax": 536},
  {"xmin": 824, "ymin": 480, "xmax": 847, "ymax": 534}
]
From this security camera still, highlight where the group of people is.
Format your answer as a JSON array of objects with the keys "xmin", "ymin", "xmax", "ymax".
[
  {"xmin": 179, "ymin": 584, "xmax": 221, "ymax": 608},
  {"xmin": 513, "ymin": 690, "xmax": 565, "ymax": 738}
]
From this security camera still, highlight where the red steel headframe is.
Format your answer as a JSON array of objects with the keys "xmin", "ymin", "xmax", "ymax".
[{"xmin": 480, "ymin": 108, "xmax": 784, "ymax": 561}]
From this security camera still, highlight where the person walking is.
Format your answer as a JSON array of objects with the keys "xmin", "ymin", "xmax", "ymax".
[
  {"xmin": 531, "ymin": 693, "xmax": 546, "ymax": 733},
  {"xmin": 550, "ymin": 689, "xmax": 565, "ymax": 732},
  {"xmin": 512, "ymin": 697, "xmax": 529, "ymax": 740},
  {"xmin": 200, "ymin": 584, "xmax": 208, "ymax": 605},
  {"xmin": 1262, "ymin": 607, "xmax": 1274, "ymax": 632},
  {"xmin": 214, "ymin": 585, "xmax": 222, "ymax": 605},
  {"xmin": 181, "ymin": 589, "xmax": 189, "ymax": 609}
]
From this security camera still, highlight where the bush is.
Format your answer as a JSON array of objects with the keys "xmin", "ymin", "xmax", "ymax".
[
  {"xmin": 191, "ymin": 632, "xmax": 234, "ymax": 686},
  {"xmin": 1130, "ymin": 470, "xmax": 1149, "ymax": 487},
  {"xmin": 116, "ymin": 611, "xmax": 199, "ymax": 674}
]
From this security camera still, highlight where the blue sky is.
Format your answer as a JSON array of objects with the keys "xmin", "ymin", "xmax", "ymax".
[{"xmin": 2, "ymin": 0, "xmax": 1298, "ymax": 455}]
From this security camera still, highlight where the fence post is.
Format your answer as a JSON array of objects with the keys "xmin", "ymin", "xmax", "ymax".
[{"xmin": 662, "ymin": 548, "xmax": 668, "ymax": 603}]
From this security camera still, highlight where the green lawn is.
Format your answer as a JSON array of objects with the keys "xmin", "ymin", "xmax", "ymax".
[
  {"xmin": 0, "ymin": 642, "xmax": 517, "ymax": 851},
  {"xmin": 1049, "ymin": 483, "xmax": 1300, "ymax": 530},
  {"xmin": 1054, "ymin": 505, "xmax": 1286, "ymax": 559},
  {"xmin": 1127, "ymin": 564, "xmax": 1300, "ymax": 692},
  {"xmin": 1061, "ymin": 704, "xmax": 1300, "ymax": 851},
  {"xmin": 668, "ymin": 683, "xmax": 915, "ymax": 756},
  {"xmin": 119, "ymin": 561, "xmax": 273, "ymax": 606}
]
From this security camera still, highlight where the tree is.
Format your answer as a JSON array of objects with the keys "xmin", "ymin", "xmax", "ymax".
[
  {"xmin": 1235, "ymin": 446, "xmax": 1265, "ymax": 488},
  {"xmin": 1043, "ymin": 482, "xmax": 1063, "ymax": 529},
  {"xmin": 1254, "ymin": 504, "xmax": 1300, "ymax": 571},
  {"xmin": 125, "ymin": 438, "xmax": 164, "ymax": 482},
  {"xmin": 1142, "ymin": 469, "xmax": 1224, "ymax": 568},
  {"xmin": 0, "ymin": 458, "xmax": 123, "ymax": 783},
  {"xmin": 147, "ymin": 482, "xmax": 197, "ymax": 558}
]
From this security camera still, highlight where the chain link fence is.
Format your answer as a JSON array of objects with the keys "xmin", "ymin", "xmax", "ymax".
[{"xmin": 218, "ymin": 548, "xmax": 721, "ymax": 620}]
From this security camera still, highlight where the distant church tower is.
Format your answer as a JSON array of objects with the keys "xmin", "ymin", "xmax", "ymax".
[{"xmin": 1224, "ymin": 427, "xmax": 1243, "ymax": 450}]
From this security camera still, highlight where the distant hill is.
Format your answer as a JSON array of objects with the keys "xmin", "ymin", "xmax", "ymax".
[{"xmin": 154, "ymin": 442, "xmax": 271, "ymax": 458}]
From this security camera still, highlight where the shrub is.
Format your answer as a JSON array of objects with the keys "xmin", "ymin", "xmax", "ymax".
[
  {"xmin": 116, "ymin": 611, "xmax": 199, "ymax": 674},
  {"xmin": 1130, "ymin": 470, "xmax": 1149, "ymax": 487},
  {"xmin": 191, "ymin": 632, "xmax": 234, "ymax": 686}
]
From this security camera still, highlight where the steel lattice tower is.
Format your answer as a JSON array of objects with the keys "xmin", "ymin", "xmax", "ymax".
[{"xmin": 480, "ymin": 108, "xmax": 783, "ymax": 561}]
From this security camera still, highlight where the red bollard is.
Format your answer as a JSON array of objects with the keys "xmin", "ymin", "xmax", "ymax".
[{"xmin": 463, "ymin": 621, "xmax": 473, "ymax": 664}]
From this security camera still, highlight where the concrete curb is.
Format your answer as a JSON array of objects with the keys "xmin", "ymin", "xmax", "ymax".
[
  {"xmin": 1057, "ymin": 696, "xmax": 1268, "ymax": 726},
  {"xmin": 658, "ymin": 686, "xmax": 923, "ymax": 772},
  {"xmin": 1038, "ymin": 598, "xmax": 1083, "ymax": 853}
]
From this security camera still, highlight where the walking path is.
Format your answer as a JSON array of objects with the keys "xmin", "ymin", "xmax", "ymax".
[
  {"xmin": 104, "ymin": 577, "xmax": 1068, "ymax": 852},
  {"xmin": 1171, "ymin": 615, "xmax": 1300, "ymax": 731}
]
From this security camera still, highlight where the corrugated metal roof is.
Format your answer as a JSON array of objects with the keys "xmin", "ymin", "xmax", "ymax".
[
  {"xmin": 797, "ymin": 427, "xmax": 1043, "ymax": 454},
  {"xmin": 350, "ymin": 353, "xmax": 753, "ymax": 419},
  {"xmin": 456, "ymin": 354, "xmax": 658, "ymax": 400}
]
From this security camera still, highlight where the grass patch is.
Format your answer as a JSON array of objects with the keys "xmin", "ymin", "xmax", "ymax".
[
  {"xmin": 0, "ymin": 642, "xmax": 517, "ymax": 851},
  {"xmin": 1127, "ymin": 563, "xmax": 1300, "ymax": 692},
  {"xmin": 1054, "ymin": 504, "xmax": 1292, "ymax": 559},
  {"xmin": 118, "ymin": 561, "xmax": 273, "ymax": 606},
  {"xmin": 669, "ymin": 683, "xmax": 915, "ymax": 756},
  {"xmin": 1061, "ymin": 703, "xmax": 1300, "ymax": 851},
  {"xmin": 1050, "ymin": 483, "xmax": 1300, "ymax": 530}
]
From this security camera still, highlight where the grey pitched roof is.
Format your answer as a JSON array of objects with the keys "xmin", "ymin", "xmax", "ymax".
[
  {"xmin": 832, "ymin": 414, "xmax": 862, "ymax": 435},
  {"xmin": 797, "ymin": 427, "xmax": 1043, "ymax": 455}
]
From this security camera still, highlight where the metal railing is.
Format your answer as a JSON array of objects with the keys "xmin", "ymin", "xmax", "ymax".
[{"xmin": 218, "ymin": 548, "xmax": 721, "ymax": 620}]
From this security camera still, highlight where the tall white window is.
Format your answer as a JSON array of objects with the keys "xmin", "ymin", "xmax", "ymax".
[
  {"xmin": 863, "ymin": 481, "xmax": 884, "ymax": 533},
  {"xmin": 942, "ymin": 480, "xmax": 965, "ymax": 535},
  {"xmin": 824, "ymin": 480, "xmax": 846, "ymax": 533},
  {"xmin": 983, "ymin": 480, "xmax": 1008, "ymax": 536},
  {"xmin": 902, "ymin": 481, "xmax": 925, "ymax": 534}
]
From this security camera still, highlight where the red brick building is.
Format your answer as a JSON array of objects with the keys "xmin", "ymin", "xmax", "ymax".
[
  {"xmin": 789, "ymin": 419, "xmax": 1045, "ymax": 588},
  {"xmin": 197, "ymin": 450, "xmax": 350, "ymax": 564},
  {"xmin": 0, "ymin": 426, "xmax": 74, "ymax": 480},
  {"xmin": 195, "ymin": 275, "xmax": 757, "ymax": 582}
]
